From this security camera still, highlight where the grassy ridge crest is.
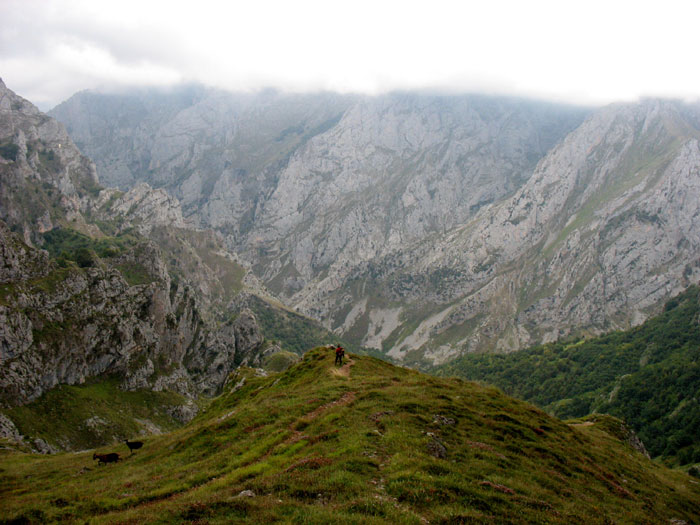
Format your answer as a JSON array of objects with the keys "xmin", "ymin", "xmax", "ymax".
[{"xmin": 1, "ymin": 348, "xmax": 698, "ymax": 523}]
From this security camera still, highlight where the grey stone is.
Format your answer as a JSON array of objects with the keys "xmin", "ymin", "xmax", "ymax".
[
  {"xmin": 33, "ymin": 437, "xmax": 58, "ymax": 454},
  {"xmin": 427, "ymin": 436, "xmax": 447, "ymax": 459},
  {"xmin": 0, "ymin": 413, "xmax": 23, "ymax": 443}
]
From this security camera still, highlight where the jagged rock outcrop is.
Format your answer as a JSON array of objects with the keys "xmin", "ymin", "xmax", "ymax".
[
  {"xmin": 97, "ymin": 183, "xmax": 189, "ymax": 235},
  {"xmin": 0, "ymin": 77, "xmax": 100, "ymax": 244},
  {"xmin": 184, "ymin": 308, "xmax": 268, "ymax": 395},
  {"xmin": 0, "ymin": 412, "xmax": 23, "ymax": 445},
  {"xmin": 0, "ymin": 80, "xmax": 276, "ymax": 407},
  {"xmin": 624, "ymin": 424, "xmax": 651, "ymax": 459},
  {"xmin": 0, "ymin": 220, "xmax": 50, "ymax": 283},
  {"xmin": 0, "ymin": 220, "xmax": 268, "ymax": 405}
]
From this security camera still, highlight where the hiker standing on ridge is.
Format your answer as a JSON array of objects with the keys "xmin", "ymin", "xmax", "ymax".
[{"xmin": 335, "ymin": 345, "xmax": 345, "ymax": 366}]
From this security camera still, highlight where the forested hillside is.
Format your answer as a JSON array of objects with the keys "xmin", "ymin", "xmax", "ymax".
[{"xmin": 438, "ymin": 286, "xmax": 700, "ymax": 465}]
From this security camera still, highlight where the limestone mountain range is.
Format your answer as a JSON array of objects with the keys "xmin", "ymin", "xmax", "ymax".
[{"xmin": 49, "ymin": 86, "xmax": 700, "ymax": 366}]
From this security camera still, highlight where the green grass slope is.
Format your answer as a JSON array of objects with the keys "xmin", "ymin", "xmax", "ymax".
[
  {"xmin": 1, "ymin": 348, "xmax": 698, "ymax": 524},
  {"xmin": 437, "ymin": 285, "xmax": 700, "ymax": 466},
  {"xmin": 2, "ymin": 379, "xmax": 192, "ymax": 452}
]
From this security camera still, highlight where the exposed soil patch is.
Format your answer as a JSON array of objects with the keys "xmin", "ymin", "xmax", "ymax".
[{"xmin": 303, "ymin": 391, "xmax": 356, "ymax": 421}]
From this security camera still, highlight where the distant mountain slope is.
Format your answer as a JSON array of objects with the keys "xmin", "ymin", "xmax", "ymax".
[
  {"xmin": 50, "ymin": 87, "xmax": 592, "ymax": 355},
  {"xmin": 438, "ymin": 285, "xmax": 700, "ymax": 466},
  {"xmin": 1, "ymin": 348, "xmax": 698, "ymax": 524},
  {"xmin": 52, "ymin": 87, "xmax": 700, "ymax": 367},
  {"xmin": 328, "ymin": 99, "xmax": 700, "ymax": 365}
]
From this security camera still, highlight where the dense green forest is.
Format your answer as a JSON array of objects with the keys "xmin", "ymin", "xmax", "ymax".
[{"xmin": 437, "ymin": 286, "xmax": 700, "ymax": 466}]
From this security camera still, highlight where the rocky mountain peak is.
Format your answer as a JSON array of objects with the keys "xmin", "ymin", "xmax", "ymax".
[{"xmin": 0, "ymin": 81, "xmax": 100, "ymax": 244}]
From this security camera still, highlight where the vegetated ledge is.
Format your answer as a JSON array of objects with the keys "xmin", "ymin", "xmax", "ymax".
[
  {"xmin": 0, "ymin": 348, "xmax": 698, "ymax": 524},
  {"xmin": 1, "ymin": 377, "xmax": 195, "ymax": 453}
]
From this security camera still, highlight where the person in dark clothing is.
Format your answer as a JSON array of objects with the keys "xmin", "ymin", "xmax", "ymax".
[{"xmin": 335, "ymin": 345, "xmax": 345, "ymax": 366}]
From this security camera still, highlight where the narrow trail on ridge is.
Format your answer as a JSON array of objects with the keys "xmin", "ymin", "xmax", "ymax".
[
  {"xmin": 330, "ymin": 356, "xmax": 354, "ymax": 378},
  {"xmin": 271, "ymin": 354, "xmax": 358, "ymax": 450}
]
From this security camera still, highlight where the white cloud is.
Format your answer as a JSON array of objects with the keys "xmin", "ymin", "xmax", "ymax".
[{"xmin": 1, "ymin": 0, "xmax": 700, "ymax": 109}]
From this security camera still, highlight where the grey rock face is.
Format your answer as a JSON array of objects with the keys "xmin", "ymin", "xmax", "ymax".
[
  {"xmin": 234, "ymin": 310, "xmax": 265, "ymax": 361},
  {"xmin": 0, "ymin": 81, "xmax": 275, "ymax": 407},
  {"xmin": 0, "ymin": 412, "xmax": 23, "ymax": 444},
  {"xmin": 166, "ymin": 400, "xmax": 200, "ymax": 424},
  {"xmin": 184, "ymin": 308, "xmax": 266, "ymax": 396},
  {"xmin": 0, "ymin": 221, "xmax": 50, "ymax": 284},
  {"xmin": 0, "ymin": 217, "xmax": 270, "ymax": 406},
  {"xmin": 259, "ymin": 99, "xmax": 700, "ymax": 363},
  {"xmin": 50, "ymin": 87, "xmax": 588, "ymax": 355},
  {"xmin": 97, "ymin": 183, "xmax": 189, "ymax": 235},
  {"xmin": 33, "ymin": 437, "xmax": 58, "ymax": 454},
  {"xmin": 0, "ymin": 78, "xmax": 99, "ymax": 245},
  {"xmin": 50, "ymin": 89, "xmax": 585, "ymax": 268},
  {"xmin": 243, "ymin": 95, "xmax": 583, "ymax": 299},
  {"xmin": 47, "ymin": 84, "xmax": 700, "ymax": 365},
  {"xmin": 0, "ymin": 223, "xmax": 183, "ymax": 404},
  {"xmin": 50, "ymin": 87, "xmax": 355, "ymax": 228},
  {"xmin": 233, "ymin": 98, "xmax": 700, "ymax": 365},
  {"xmin": 365, "ymin": 100, "xmax": 700, "ymax": 363}
]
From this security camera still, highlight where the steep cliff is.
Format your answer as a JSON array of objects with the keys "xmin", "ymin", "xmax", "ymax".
[
  {"xmin": 0, "ymin": 79, "xmax": 275, "ymax": 407},
  {"xmin": 0, "ymin": 220, "xmax": 268, "ymax": 406},
  {"xmin": 0, "ymin": 78, "xmax": 100, "ymax": 245}
]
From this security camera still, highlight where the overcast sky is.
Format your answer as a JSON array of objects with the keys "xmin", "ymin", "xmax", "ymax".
[{"xmin": 1, "ymin": 0, "xmax": 699, "ymax": 110}]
